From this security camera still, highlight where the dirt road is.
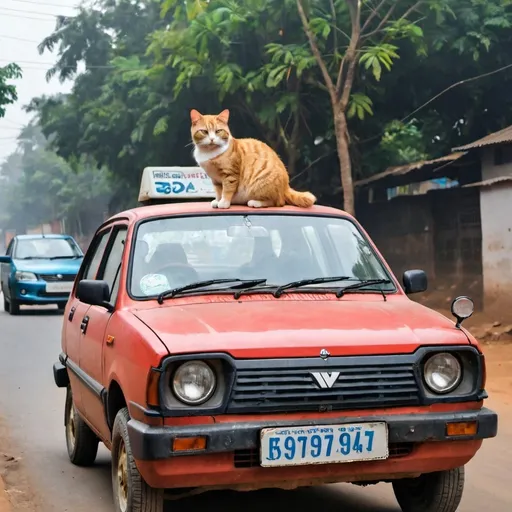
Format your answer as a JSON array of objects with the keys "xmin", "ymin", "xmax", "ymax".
[{"xmin": 0, "ymin": 304, "xmax": 511, "ymax": 511}]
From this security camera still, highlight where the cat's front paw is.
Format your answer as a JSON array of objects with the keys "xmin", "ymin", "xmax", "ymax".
[
  {"xmin": 248, "ymin": 199, "xmax": 272, "ymax": 208},
  {"xmin": 211, "ymin": 199, "xmax": 219, "ymax": 208},
  {"xmin": 217, "ymin": 199, "xmax": 231, "ymax": 209}
]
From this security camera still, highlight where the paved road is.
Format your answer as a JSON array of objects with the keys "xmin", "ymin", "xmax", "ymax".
[{"xmin": 0, "ymin": 300, "xmax": 511, "ymax": 512}]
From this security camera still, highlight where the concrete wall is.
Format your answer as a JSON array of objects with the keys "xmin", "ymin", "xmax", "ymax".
[
  {"xmin": 357, "ymin": 187, "xmax": 483, "ymax": 308},
  {"xmin": 481, "ymin": 146, "xmax": 512, "ymax": 180},
  {"xmin": 480, "ymin": 146, "xmax": 512, "ymax": 308}
]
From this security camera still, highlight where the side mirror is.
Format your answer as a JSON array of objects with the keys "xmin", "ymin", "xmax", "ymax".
[
  {"xmin": 0, "ymin": 256, "xmax": 12, "ymax": 264},
  {"xmin": 403, "ymin": 270, "xmax": 427, "ymax": 294},
  {"xmin": 77, "ymin": 279, "xmax": 113, "ymax": 311},
  {"xmin": 451, "ymin": 296, "xmax": 474, "ymax": 328}
]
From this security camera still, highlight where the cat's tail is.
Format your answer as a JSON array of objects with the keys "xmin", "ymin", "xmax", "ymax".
[{"xmin": 284, "ymin": 188, "xmax": 317, "ymax": 208}]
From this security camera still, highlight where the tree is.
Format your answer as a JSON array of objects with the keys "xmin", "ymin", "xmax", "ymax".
[
  {"xmin": 0, "ymin": 63, "xmax": 22, "ymax": 118},
  {"xmin": 292, "ymin": 0, "xmax": 446, "ymax": 214},
  {"xmin": 0, "ymin": 121, "xmax": 111, "ymax": 237},
  {"xmin": 32, "ymin": 0, "xmax": 512, "ymax": 213},
  {"xmin": 34, "ymin": 0, "xmax": 197, "ymax": 209},
  {"xmin": 149, "ymin": 0, "xmax": 319, "ymax": 177}
]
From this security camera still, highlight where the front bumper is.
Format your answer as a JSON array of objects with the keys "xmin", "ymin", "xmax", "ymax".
[
  {"xmin": 128, "ymin": 407, "xmax": 498, "ymax": 461},
  {"xmin": 10, "ymin": 280, "xmax": 71, "ymax": 304}
]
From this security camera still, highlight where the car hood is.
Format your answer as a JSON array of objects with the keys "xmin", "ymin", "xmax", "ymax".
[
  {"xmin": 13, "ymin": 257, "xmax": 83, "ymax": 275},
  {"xmin": 131, "ymin": 297, "xmax": 470, "ymax": 359}
]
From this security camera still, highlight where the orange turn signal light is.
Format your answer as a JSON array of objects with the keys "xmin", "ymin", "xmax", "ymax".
[
  {"xmin": 446, "ymin": 421, "xmax": 478, "ymax": 437},
  {"xmin": 146, "ymin": 369, "xmax": 161, "ymax": 408},
  {"xmin": 172, "ymin": 436, "xmax": 207, "ymax": 452}
]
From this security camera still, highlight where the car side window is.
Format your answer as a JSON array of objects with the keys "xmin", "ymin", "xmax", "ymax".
[
  {"xmin": 82, "ymin": 230, "xmax": 111, "ymax": 280},
  {"xmin": 98, "ymin": 227, "xmax": 127, "ymax": 305},
  {"xmin": 6, "ymin": 240, "xmax": 13, "ymax": 256}
]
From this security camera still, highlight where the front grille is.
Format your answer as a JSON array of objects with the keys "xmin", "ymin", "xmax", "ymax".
[
  {"xmin": 228, "ymin": 361, "xmax": 420, "ymax": 414},
  {"xmin": 233, "ymin": 443, "xmax": 414, "ymax": 468},
  {"xmin": 39, "ymin": 291, "xmax": 68, "ymax": 297},
  {"xmin": 40, "ymin": 274, "xmax": 76, "ymax": 282},
  {"xmin": 388, "ymin": 442, "xmax": 414, "ymax": 458},
  {"xmin": 234, "ymin": 449, "xmax": 260, "ymax": 468}
]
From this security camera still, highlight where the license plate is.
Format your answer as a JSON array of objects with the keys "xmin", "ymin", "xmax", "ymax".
[
  {"xmin": 45, "ymin": 282, "xmax": 73, "ymax": 293},
  {"xmin": 260, "ymin": 422, "xmax": 388, "ymax": 468}
]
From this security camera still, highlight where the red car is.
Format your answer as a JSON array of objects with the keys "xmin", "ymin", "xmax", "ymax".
[{"xmin": 53, "ymin": 167, "xmax": 497, "ymax": 512}]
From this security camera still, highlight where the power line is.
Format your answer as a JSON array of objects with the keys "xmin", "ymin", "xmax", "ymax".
[
  {"xmin": 0, "ymin": 6, "xmax": 61, "ymax": 17},
  {"xmin": 0, "ymin": 118, "xmax": 24, "ymax": 128},
  {"xmin": 360, "ymin": 61, "xmax": 512, "ymax": 144},
  {"xmin": 0, "ymin": 11, "xmax": 57, "ymax": 22},
  {"xmin": 402, "ymin": 62, "xmax": 512, "ymax": 124},
  {"xmin": 0, "ymin": 58, "xmax": 115, "ymax": 69},
  {"xmin": 0, "ymin": 59, "xmax": 62, "ymax": 66},
  {"xmin": 9, "ymin": 0, "xmax": 78, "ymax": 8},
  {"xmin": 0, "ymin": 34, "xmax": 41, "ymax": 44}
]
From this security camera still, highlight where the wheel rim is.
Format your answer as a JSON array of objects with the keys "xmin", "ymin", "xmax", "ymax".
[
  {"xmin": 66, "ymin": 403, "xmax": 76, "ymax": 449},
  {"xmin": 116, "ymin": 440, "xmax": 128, "ymax": 512}
]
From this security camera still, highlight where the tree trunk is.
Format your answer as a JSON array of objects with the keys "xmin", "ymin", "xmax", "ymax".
[
  {"xmin": 287, "ymin": 108, "xmax": 301, "ymax": 177},
  {"xmin": 333, "ymin": 104, "xmax": 354, "ymax": 215}
]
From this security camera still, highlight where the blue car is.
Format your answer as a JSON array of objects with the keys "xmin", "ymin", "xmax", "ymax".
[{"xmin": 0, "ymin": 234, "xmax": 84, "ymax": 315}]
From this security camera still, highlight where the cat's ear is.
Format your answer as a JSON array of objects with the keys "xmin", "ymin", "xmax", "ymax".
[
  {"xmin": 217, "ymin": 109, "xmax": 230, "ymax": 124},
  {"xmin": 190, "ymin": 109, "xmax": 202, "ymax": 123}
]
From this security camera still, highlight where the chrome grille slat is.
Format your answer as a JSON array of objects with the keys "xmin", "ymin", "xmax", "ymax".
[
  {"xmin": 227, "ymin": 360, "xmax": 421, "ymax": 413},
  {"xmin": 40, "ymin": 273, "xmax": 76, "ymax": 282}
]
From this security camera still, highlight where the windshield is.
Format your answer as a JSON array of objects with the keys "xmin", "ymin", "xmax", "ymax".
[
  {"xmin": 130, "ymin": 214, "xmax": 395, "ymax": 297},
  {"xmin": 14, "ymin": 238, "xmax": 82, "ymax": 260}
]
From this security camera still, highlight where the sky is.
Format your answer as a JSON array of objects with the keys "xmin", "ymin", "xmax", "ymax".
[{"xmin": 0, "ymin": 0, "xmax": 80, "ymax": 164}]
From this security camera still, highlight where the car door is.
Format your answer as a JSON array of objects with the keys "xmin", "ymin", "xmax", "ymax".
[
  {"xmin": 1, "ymin": 239, "xmax": 14, "ymax": 298},
  {"xmin": 79, "ymin": 225, "xmax": 127, "ymax": 441},
  {"xmin": 64, "ymin": 228, "xmax": 112, "ymax": 416}
]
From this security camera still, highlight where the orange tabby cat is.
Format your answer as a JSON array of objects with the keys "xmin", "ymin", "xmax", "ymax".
[{"xmin": 190, "ymin": 109, "xmax": 316, "ymax": 209}]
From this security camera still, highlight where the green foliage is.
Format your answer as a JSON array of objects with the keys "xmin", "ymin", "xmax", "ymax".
[
  {"xmin": 360, "ymin": 45, "xmax": 400, "ymax": 82},
  {"xmin": 431, "ymin": 0, "xmax": 512, "ymax": 61},
  {"xmin": 348, "ymin": 93, "xmax": 374, "ymax": 120},
  {"xmin": 8, "ymin": 0, "xmax": 511, "ymax": 217},
  {"xmin": 0, "ymin": 122, "xmax": 111, "ymax": 236},
  {"xmin": 0, "ymin": 63, "xmax": 22, "ymax": 117},
  {"xmin": 380, "ymin": 119, "xmax": 430, "ymax": 164}
]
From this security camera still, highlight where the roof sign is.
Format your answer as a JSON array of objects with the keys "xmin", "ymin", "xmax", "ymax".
[{"xmin": 138, "ymin": 166, "xmax": 215, "ymax": 202}]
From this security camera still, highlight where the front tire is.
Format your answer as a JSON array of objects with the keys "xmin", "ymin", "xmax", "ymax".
[
  {"xmin": 392, "ymin": 467, "xmax": 465, "ymax": 512},
  {"xmin": 3, "ymin": 295, "xmax": 10, "ymax": 313},
  {"xmin": 8, "ymin": 297, "xmax": 20, "ymax": 315},
  {"xmin": 65, "ymin": 386, "xmax": 99, "ymax": 466},
  {"xmin": 112, "ymin": 407, "xmax": 164, "ymax": 512}
]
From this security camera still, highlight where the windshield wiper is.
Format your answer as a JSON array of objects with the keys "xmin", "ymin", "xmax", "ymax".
[
  {"xmin": 273, "ymin": 276, "xmax": 351, "ymax": 298},
  {"xmin": 335, "ymin": 279, "xmax": 391, "ymax": 299},
  {"xmin": 157, "ymin": 278, "xmax": 267, "ymax": 303},
  {"xmin": 48, "ymin": 255, "xmax": 81, "ymax": 260},
  {"xmin": 233, "ymin": 284, "xmax": 279, "ymax": 300}
]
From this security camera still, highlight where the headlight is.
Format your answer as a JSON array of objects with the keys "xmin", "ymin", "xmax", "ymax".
[
  {"xmin": 172, "ymin": 361, "xmax": 216, "ymax": 405},
  {"xmin": 15, "ymin": 271, "xmax": 37, "ymax": 282},
  {"xmin": 424, "ymin": 352, "xmax": 462, "ymax": 394}
]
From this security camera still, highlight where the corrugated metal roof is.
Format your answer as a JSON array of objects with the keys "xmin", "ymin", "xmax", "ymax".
[
  {"xmin": 355, "ymin": 152, "xmax": 466, "ymax": 187},
  {"xmin": 453, "ymin": 125, "xmax": 512, "ymax": 152},
  {"xmin": 463, "ymin": 176, "xmax": 512, "ymax": 188}
]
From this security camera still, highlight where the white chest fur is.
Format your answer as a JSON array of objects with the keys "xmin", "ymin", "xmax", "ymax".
[{"xmin": 193, "ymin": 144, "xmax": 229, "ymax": 165}]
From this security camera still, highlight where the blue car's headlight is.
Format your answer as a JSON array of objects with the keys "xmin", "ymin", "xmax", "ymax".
[{"xmin": 15, "ymin": 271, "xmax": 37, "ymax": 282}]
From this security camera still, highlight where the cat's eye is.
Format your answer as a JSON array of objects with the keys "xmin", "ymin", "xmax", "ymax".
[
  {"xmin": 197, "ymin": 129, "xmax": 208, "ymax": 135},
  {"xmin": 216, "ymin": 129, "xmax": 225, "ymax": 134}
]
